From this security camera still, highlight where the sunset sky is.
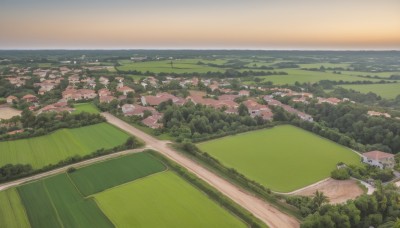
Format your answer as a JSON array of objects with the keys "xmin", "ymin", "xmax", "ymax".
[{"xmin": 0, "ymin": 0, "xmax": 399, "ymax": 49}]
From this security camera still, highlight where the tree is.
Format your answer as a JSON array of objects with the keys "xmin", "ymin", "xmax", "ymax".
[
  {"xmin": 312, "ymin": 190, "xmax": 329, "ymax": 210},
  {"xmin": 238, "ymin": 103, "xmax": 249, "ymax": 116}
]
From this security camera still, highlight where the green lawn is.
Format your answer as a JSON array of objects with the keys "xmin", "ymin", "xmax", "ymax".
[
  {"xmin": 248, "ymin": 68, "xmax": 385, "ymax": 85},
  {"xmin": 95, "ymin": 171, "xmax": 246, "ymax": 228},
  {"xmin": 117, "ymin": 59, "xmax": 225, "ymax": 73},
  {"xmin": 339, "ymin": 83, "xmax": 400, "ymax": 99},
  {"xmin": 69, "ymin": 152, "xmax": 166, "ymax": 196},
  {"xmin": 0, "ymin": 123, "xmax": 130, "ymax": 168},
  {"xmin": 197, "ymin": 125, "xmax": 361, "ymax": 192},
  {"xmin": 18, "ymin": 174, "xmax": 113, "ymax": 228},
  {"xmin": 74, "ymin": 103, "xmax": 100, "ymax": 114},
  {"xmin": 0, "ymin": 188, "xmax": 30, "ymax": 228}
]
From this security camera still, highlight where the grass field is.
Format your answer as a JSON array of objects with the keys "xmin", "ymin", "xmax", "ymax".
[
  {"xmin": 18, "ymin": 174, "xmax": 113, "ymax": 228},
  {"xmin": 95, "ymin": 171, "xmax": 245, "ymax": 228},
  {"xmin": 197, "ymin": 125, "xmax": 361, "ymax": 192},
  {"xmin": 117, "ymin": 59, "xmax": 225, "ymax": 73},
  {"xmin": 74, "ymin": 103, "xmax": 100, "ymax": 114},
  {"xmin": 69, "ymin": 152, "xmax": 166, "ymax": 196},
  {"xmin": 339, "ymin": 83, "xmax": 400, "ymax": 99},
  {"xmin": 249, "ymin": 69, "xmax": 384, "ymax": 85},
  {"xmin": 5, "ymin": 151, "xmax": 245, "ymax": 227},
  {"xmin": 341, "ymin": 71, "xmax": 400, "ymax": 78},
  {"xmin": 0, "ymin": 188, "xmax": 30, "ymax": 228},
  {"xmin": 0, "ymin": 123, "xmax": 130, "ymax": 168}
]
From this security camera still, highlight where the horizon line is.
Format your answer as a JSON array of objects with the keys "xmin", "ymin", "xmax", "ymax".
[{"xmin": 0, "ymin": 48, "xmax": 399, "ymax": 51}]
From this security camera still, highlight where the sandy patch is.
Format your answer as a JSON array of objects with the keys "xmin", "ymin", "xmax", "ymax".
[
  {"xmin": 294, "ymin": 178, "xmax": 364, "ymax": 204},
  {"xmin": 0, "ymin": 107, "xmax": 22, "ymax": 120}
]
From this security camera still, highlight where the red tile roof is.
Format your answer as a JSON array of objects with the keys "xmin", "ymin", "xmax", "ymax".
[{"xmin": 363, "ymin": 151, "xmax": 394, "ymax": 160}]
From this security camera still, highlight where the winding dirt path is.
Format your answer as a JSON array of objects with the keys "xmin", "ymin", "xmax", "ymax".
[{"xmin": 103, "ymin": 112, "xmax": 300, "ymax": 228}]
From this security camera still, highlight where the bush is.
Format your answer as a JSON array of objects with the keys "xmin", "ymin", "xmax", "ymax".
[
  {"xmin": 331, "ymin": 168, "xmax": 350, "ymax": 180},
  {"xmin": 67, "ymin": 167, "xmax": 76, "ymax": 173}
]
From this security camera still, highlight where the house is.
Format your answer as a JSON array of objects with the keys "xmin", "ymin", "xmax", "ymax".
[
  {"xmin": 6, "ymin": 95, "xmax": 18, "ymax": 104},
  {"xmin": 362, "ymin": 151, "xmax": 395, "ymax": 169},
  {"xmin": 141, "ymin": 93, "xmax": 184, "ymax": 106},
  {"xmin": 37, "ymin": 102, "xmax": 75, "ymax": 114},
  {"xmin": 142, "ymin": 114, "xmax": 163, "ymax": 129},
  {"xmin": 98, "ymin": 88, "xmax": 112, "ymax": 97},
  {"xmin": 62, "ymin": 89, "xmax": 97, "ymax": 101},
  {"xmin": 238, "ymin": 90, "xmax": 250, "ymax": 97},
  {"xmin": 117, "ymin": 86, "xmax": 135, "ymax": 95},
  {"xmin": 22, "ymin": 94, "xmax": 38, "ymax": 103},
  {"xmin": 243, "ymin": 100, "xmax": 273, "ymax": 120},
  {"xmin": 121, "ymin": 104, "xmax": 156, "ymax": 117},
  {"xmin": 99, "ymin": 76, "xmax": 110, "ymax": 86},
  {"xmin": 99, "ymin": 96, "xmax": 116, "ymax": 103},
  {"xmin": 263, "ymin": 95, "xmax": 313, "ymax": 122},
  {"xmin": 317, "ymin": 97, "xmax": 342, "ymax": 105},
  {"xmin": 367, "ymin": 111, "xmax": 391, "ymax": 118}
]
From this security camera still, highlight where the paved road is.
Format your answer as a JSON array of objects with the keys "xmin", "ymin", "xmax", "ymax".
[
  {"xmin": 103, "ymin": 112, "xmax": 300, "ymax": 228},
  {"xmin": 0, "ymin": 148, "xmax": 148, "ymax": 191}
]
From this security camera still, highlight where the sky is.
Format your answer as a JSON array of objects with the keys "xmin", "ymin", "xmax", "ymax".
[{"xmin": 0, "ymin": 0, "xmax": 399, "ymax": 50}]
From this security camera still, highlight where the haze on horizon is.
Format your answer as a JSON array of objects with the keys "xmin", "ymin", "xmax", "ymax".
[{"xmin": 0, "ymin": 0, "xmax": 399, "ymax": 50}]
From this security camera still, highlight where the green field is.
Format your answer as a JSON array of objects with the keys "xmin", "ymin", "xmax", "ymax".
[
  {"xmin": 339, "ymin": 83, "xmax": 400, "ymax": 99},
  {"xmin": 341, "ymin": 71, "xmax": 400, "ymax": 78},
  {"xmin": 197, "ymin": 125, "xmax": 361, "ymax": 192},
  {"xmin": 18, "ymin": 174, "xmax": 113, "ymax": 228},
  {"xmin": 0, "ymin": 188, "xmax": 30, "ymax": 228},
  {"xmin": 3, "ymin": 152, "xmax": 245, "ymax": 227},
  {"xmin": 249, "ymin": 68, "xmax": 384, "ymax": 85},
  {"xmin": 69, "ymin": 152, "xmax": 166, "ymax": 196},
  {"xmin": 95, "ymin": 171, "xmax": 245, "ymax": 228},
  {"xmin": 74, "ymin": 103, "xmax": 100, "ymax": 114},
  {"xmin": 0, "ymin": 123, "xmax": 130, "ymax": 168},
  {"xmin": 117, "ymin": 59, "xmax": 225, "ymax": 73}
]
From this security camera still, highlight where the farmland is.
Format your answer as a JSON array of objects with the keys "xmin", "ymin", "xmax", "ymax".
[
  {"xmin": 339, "ymin": 83, "xmax": 400, "ymax": 99},
  {"xmin": 74, "ymin": 103, "xmax": 100, "ymax": 114},
  {"xmin": 197, "ymin": 125, "xmax": 361, "ymax": 192},
  {"xmin": 18, "ymin": 174, "xmax": 113, "ymax": 228},
  {"xmin": 95, "ymin": 171, "xmax": 245, "ymax": 228},
  {"xmin": 117, "ymin": 59, "xmax": 225, "ymax": 73},
  {"xmin": 248, "ymin": 68, "xmax": 386, "ymax": 85},
  {"xmin": 0, "ymin": 188, "xmax": 30, "ymax": 228},
  {"xmin": 69, "ymin": 152, "xmax": 166, "ymax": 196},
  {"xmin": 0, "ymin": 123, "xmax": 130, "ymax": 168},
  {"xmin": 1, "ymin": 152, "xmax": 245, "ymax": 228}
]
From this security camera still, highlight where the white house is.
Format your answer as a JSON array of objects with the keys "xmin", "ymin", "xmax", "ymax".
[{"xmin": 362, "ymin": 150, "xmax": 395, "ymax": 169}]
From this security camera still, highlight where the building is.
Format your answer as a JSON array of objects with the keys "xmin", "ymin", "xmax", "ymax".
[
  {"xmin": 117, "ymin": 86, "xmax": 135, "ymax": 95},
  {"xmin": 121, "ymin": 104, "xmax": 156, "ymax": 117},
  {"xmin": 62, "ymin": 89, "xmax": 97, "ymax": 101},
  {"xmin": 317, "ymin": 97, "xmax": 342, "ymax": 105},
  {"xmin": 22, "ymin": 94, "xmax": 38, "ymax": 103},
  {"xmin": 362, "ymin": 151, "xmax": 395, "ymax": 169},
  {"xmin": 367, "ymin": 111, "xmax": 391, "ymax": 118},
  {"xmin": 37, "ymin": 102, "xmax": 75, "ymax": 114},
  {"xmin": 142, "ymin": 114, "xmax": 163, "ymax": 129},
  {"xmin": 141, "ymin": 93, "xmax": 184, "ymax": 106},
  {"xmin": 99, "ymin": 96, "xmax": 116, "ymax": 103},
  {"xmin": 6, "ymin": 95, "xmax": 18, "ymax": 104},
  {"xmin": 238, "ymin": 90, "xmax": 250, "ymax": 97}
]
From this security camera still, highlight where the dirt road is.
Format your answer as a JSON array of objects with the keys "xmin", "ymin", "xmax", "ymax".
[
  {"xmin": 103, "ymin": 112, "xmax": 300, "ymax": 228},
  {"xmin": 0, "ymin": 148, "xmax": 148, "ymax": 191}
]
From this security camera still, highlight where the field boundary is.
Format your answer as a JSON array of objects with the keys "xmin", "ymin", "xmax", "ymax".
[{"xmin": 0, "ymin": 148, "xmax": 149, "ymax": 192}]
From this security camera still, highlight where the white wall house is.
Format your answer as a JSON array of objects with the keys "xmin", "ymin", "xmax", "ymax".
[{"xmin": 362, "ymin": 150, "xmax": 395, "ymax": 169}]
